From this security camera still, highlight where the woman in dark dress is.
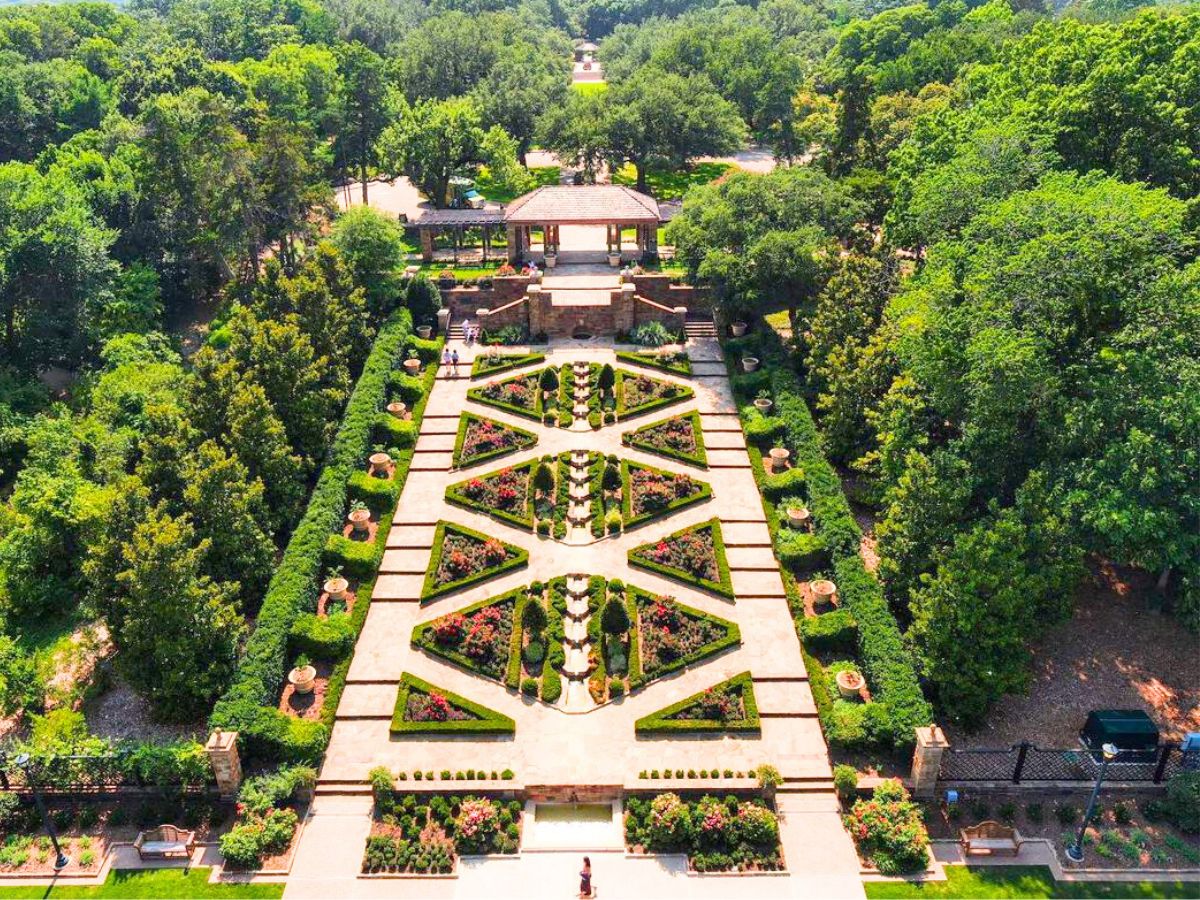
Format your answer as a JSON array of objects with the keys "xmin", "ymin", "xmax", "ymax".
[{"xmin": 579, "ymin": 855, "xmax": 592, "ymax": 897}]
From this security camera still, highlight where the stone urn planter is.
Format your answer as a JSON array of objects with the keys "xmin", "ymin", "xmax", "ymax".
[
  {"xmin": 607, "ymin": 252, "xmax": 622, "ymax": 268},
  {"xmin": 754, "ymin": 397, "xmax": 773, "ymax": 414},
  {"xmin": 387, "ymin": 401, "xmax": 407, "ymax": 419},
  {"xmin": 786, "ymin": 506, "xmax": 811, "ymax": 529},
  {"xmin": 742, "ymin": 356, "xmax": 760, "ymax": 373},
  {"xmin": 811, "ymin": 578, "xmax": 838, "ymax": 607},
  {"xmin": 323, "ymin": 576, "xmax": 349, "ymax": 600},
  {"xmin": 769, "ymin": 446, "xmax": 790, "ymax": 472},
  {"xmin": 416, "ymin": 324, "xmax": 433, "ymax": 339},
  {"xmin": 403, "ymin": 357, "xmax": 421, "ymax": 376},
  {"xmin": 544, "ymin": 253, "xmax": 557, "ymax": 269},
  {"xmin": 731, "ymin": 321, "xmax": 748, "ymax": 337},
  {"xmin": 348, "ymin": 507, "xmax": 371, "ymax": 534},
  {"xmin": 368, "ymin": 452, "xmax": 392, "ymax": 476},
  {"xmin": 836, "ymin": 668, "xmax": 864, "ymax": 700},
  {"xmin": 288, "ymin": 665, "xmax": 317, "ymax": 695}
]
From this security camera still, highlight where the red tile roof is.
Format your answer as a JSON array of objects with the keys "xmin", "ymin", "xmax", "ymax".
[{"xmin": 504, "ymin": 186, "xmax": 661, "ymax": 225}]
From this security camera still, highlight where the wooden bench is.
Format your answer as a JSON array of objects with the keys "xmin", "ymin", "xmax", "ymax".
[
  {"xmin": 960, "ymin": 821, "xmax": 1023, "ymax": 857},
  {"xmin": 133, "ymin": 824, "xmax": 196, "ymax": 860}
]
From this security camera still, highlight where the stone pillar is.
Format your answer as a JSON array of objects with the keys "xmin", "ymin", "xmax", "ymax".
[
  {"xmin": 506, "ymin": 224, "xmax": 520, "ymax": 263},
  {"xmin": 420, "ymin": 227, "xmax": 434, "ymax": 263},
  {"xmin": 910, "ymin": 725, "xmax": 948, "ymax": 798},
  {"xmin": 647, "ymin": 223, "xmax": 658, "ymax": 256},
  {"xmin": 527, "ymin": 285, "xmax": 545, "ymax": 338},
  {"xmin": 614, "ymin": 283, "xmax": 636, "ymax": 333},
  {"xmin": 205, "ymin": 729, "xmax": 243, "ymax": 798}
]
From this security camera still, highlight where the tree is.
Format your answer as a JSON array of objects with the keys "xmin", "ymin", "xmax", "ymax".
[
  {"xmin": 538, "ymin": 88, "xmax": 609, "ymax": 183},
  {"xmin": 539, "ymin": 367, "xmax": 559, "ymax": 396},
  {"xmin": 223, "ymin": 380, "xmax": 306, "ymax": 531},
  {"xmin": 333, "ymin": 42, "xmax": 388, "ymax": 203},
  {"xmin": 532, "ymin": 461, "xmax": 555, "ymax": 496},
  {"xmin": 521, "ymin": 598, "xmax": 547, "ymax": 635},
  {"xmin": 747, "ymin": 227, "xmax": 832, "ymax": 316},
  {"xmin": 474, "ymin": 43, "xmax": 571, "ymax": 164},
  {"xmin": 250, "ymin": 116, "xmax": 328, "ymax": 273},
  {"xmin": 0, "ymin": 636, "xmax": 38, "ymax": 716},
  {"xmin": 600, "ymin": 596, "xmax": 630, "ymax": 636},
  {"xmin": 597, "ymin": 364, "xmax": 615, "ymax": 395},
  {"xmin": 329, "ymin": 207, "xmax": 407, "ymax": 317},
  {"xmin": 404, "ymin": 275, "xmax": 442, "ymax": 327},
  {"xmin": 111, "ymin": 505, "xmax": 244, "ymax": 720}
]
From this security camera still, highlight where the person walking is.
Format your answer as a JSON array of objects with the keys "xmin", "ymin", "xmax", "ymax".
[
  {"xmin": 441, "ymin": 346, "xmax": 451, "ymax": 372},
  {"xmin": 579, "ymin": 856, "xmax": 592, "ymax": 898},
  {"xmin": 450, "ymin": 348, "xmax": 460, "ymax": 378}
]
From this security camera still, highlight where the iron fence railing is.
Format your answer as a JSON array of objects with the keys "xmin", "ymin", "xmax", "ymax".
[{"xmin": 939, "ymin": 743, "xmax": 1184, "ymax": 784}]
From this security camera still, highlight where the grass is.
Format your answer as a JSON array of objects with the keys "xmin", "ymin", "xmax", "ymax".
[
  {"xmin": 416, "ymin": 260, "xmax": 507, "ymax": 280},
  {"xmin": 571, "ymin": 82, "xmax": 607, "ymax": 96},
  {"xmin": 0, "ymin": 868, "xmax": 284, "ymax": 897},
  {"xmin": 612, "ymin": 161, "xmax": 735, "ymax": 200},
  {"xmin": 863, "ymin": 866, "xmax": 1197, "ymax": 899},
  {"xmin": 475, "ymin": 165, "xmax": 560, "ymax": 204}
]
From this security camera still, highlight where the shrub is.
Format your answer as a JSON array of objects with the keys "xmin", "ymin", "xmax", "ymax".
[
  {"xmin": 369, "ymin": 766, "xmax": 393, "ymax": 798},
  {"xmin": 289, "ymin": 613, "xmax": 356, "ymax": 659},
  {"xmin": 833, "ymin": 765, "xmax": 858, "ymax": 803},
  {"xmin": 756, "ymin": 764, "xmax": 782, "ymax": 792},
  {"xmin": 845, "ymin": 780, "xmax": 929, "ymax": 875},
  {"xmin": 521, "ymin": 677, "xmax": 538, "ymax": 697},
  {"xmin": 609, "ymin": 679, "xmax": 625, "ymax": 698},
  {"xmin": 800, "ymin": 609, "xmax": 858, "ymax": 653},
  {"xmin": 323, "ymin": 534, "xmax": 377, "ymax": 581},
  {"xmin": 735, "ymin": 802, "xmax": 779, "ymax": 845},
  {"xmin": 1164, "ymin": 771, "xmax": 1200, "ymax": 833},
  {"xmin": 347, "ymin": 470, "xmax": 401, "ymax": 511},
  {"xmin": 521, "ymin": 600, "xmax": 547, "ymax": 635},
  {"xmin": 646, "ymin": 793, "xmax": 693, "ymax": 850},
  {"xmin": 1055, "ymin": 804, "xmax": 1079, "ymax": 825},
  {"xmin": 374, "ymin": 414, "xmax": 418, "ymax": 449}
]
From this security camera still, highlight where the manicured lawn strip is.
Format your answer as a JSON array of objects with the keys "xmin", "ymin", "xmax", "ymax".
[
  {"xmin": 0, "ymin": 868, "xmax": 284, "ymax": 897},
  {"xmin": 627, "ymin": 518, "xmax": 734, "ymax": 598},
  {"xmin": 420, "ymin": 522, "xmax": 529, "ymax": 601},
  {"xmin": 615, "ymin": 350, "xmax": 692, "ymax": 376},
  {"xmin": 625, "ymin": 584, "xmax": 740, "ymax": 690},
  {"xmin": 470, "ymin": 353, "xmax": 547, "ymax": 379},
  {"xmin": 410, "ymin": 590, "xmax": 521, "ymax": 682},
  {"xmin": 724, "ymin": 329, "xmax": 931, "ymax": 752},
  {"xmin": 445, "ymin": 460, "xmax": 536, "ymax": 530},
  {"xmin": 863, "ymin": 865, "xmax": 1197, "ymax": 899},
  {"xmin": 619, "ymin": 459, "xmax": 712, "ymax": 530},
  {"xmin": 476, "ymin": 164, "xmax": 560, "ymax": 204},
  {"xmin": 612, "ymin": 161, "xmax": 734, "ymax": 200},
  {"xmin": 210, "ymin": 309, "xmax": 439, "ymax": 762},
  {"xmin": 466, "ymin": 369, "xmax": 548, "ymax": 422},
  {"xmin": 634, "ymin": 671, "xmax": 760, "ymax": 735},
  {"xmin": 622, "ymin": 411, "xmax": 707, "ymax": 467},
  {"xmin": 389, "ymin": 673, "xmax": 515, "ymax": 735},
  {"xmin": 615, "ymin": 368, "xmax": 694, "ymax": 420},
  {"xmin": 451, "ymin": 413, "xmax": 538, "ymax": 469}
]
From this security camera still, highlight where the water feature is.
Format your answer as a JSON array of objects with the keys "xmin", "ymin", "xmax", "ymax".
[{"xmin": 527, "ymin": 802, "xmax": 622, "ymax": 849}]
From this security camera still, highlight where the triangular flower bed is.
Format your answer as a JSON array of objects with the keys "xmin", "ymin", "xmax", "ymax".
[
  {"xmin": 620, "ymin": 583, "xmax": 740, "ymax": 689},
  {"xmin": 390, "ymin": 673, "xmax": 514, "ymax": 735},
  {"xmin": 453, "ymin": 413, "xmax": 537, "ymax": 469},
  {"xmin": 628, "ymin": 518, "xmax": 733, "ymax": 598},
  {"xmin": 421, "ymin": 522, "xmax": 528, "ymax": 601},
  {"xmin": 634, "ymin": 672, "xmax": 760, "ymax": 735},
  {"xmin": 467, "ymin": 369, "xmax": 552, "ymax": 422},
  {"xmin": 622, "ymin": 412, "xmax": 707, "ymax": 468},
  {"xmin": 621, "ymin": 460, "xmax": 711, "ymax": 530},
  {"xmin": 615, "ymin": 349, "xmax": 691, "ymax": 377},
  {"xmin": 471, "ymin": 352, "xmax": 546, "ymax": 379},
  {"xmin": 446, "ymin": 461, "xmax": 536, "ymax": 531},
  {"xmin": 615, "ymin": 369, "xmax": 694, "ymax": 420},
  {"xmin": 411, "ymin": 590, "xmax": 521, "ymax": 683}
]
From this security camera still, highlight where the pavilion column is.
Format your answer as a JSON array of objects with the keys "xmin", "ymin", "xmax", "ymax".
[
  {"xmin": 646, "ymin": 223, "xmax": 658, "ymax": 256},
  {"xmin": 482, "ymin": 226, "xmax": 490, "ymax": 262},
  {"xmin": 420, "ymin": 227, "xmax": 434, "ymax": 263},
  {"xmin": 506, "ymin": 224, "xmax": 520, "ymax": 263}
]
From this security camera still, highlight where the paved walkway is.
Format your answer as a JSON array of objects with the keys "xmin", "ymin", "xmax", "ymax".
[{"xmin": 284, "ymin": 336, "xmax": 863, "ymax": 898}]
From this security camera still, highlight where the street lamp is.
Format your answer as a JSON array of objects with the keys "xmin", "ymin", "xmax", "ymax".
[
  {"xmin": 1066, "ymin": 742, "xmax": 1119, "ymax": 863},
  {"xmin": 14, "ymin": 754, "xmax": 69, "ymax": 871}
]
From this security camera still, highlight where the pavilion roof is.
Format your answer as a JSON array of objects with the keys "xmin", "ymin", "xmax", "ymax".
[
  {"xmin": 504, "ymin": 185, "xmax": 661, "ymax": 225},
  {"xmin": 576, "ymin": 41, "xmax": 599, "ymax": 51},
  {"xmin": 413, "ymin": 208, "xmax": 505, "ymax": 228}
]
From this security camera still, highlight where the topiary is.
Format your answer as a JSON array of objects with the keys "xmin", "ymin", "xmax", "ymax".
[
  {"xmin": 521, "ymin": 677, "xmax": 538, "ymax": 697},
  {"xmin": 521, "ymin": 600, "xmax": 547, "ymax": 635},
  {"xmin": 600, "ymin": 596, "xmax": 630, "ymax": 636},
  {"xmin": 523, "ymin": 641, "xmax": 545, "ymax": 665},
  {"xmin": 833, "ymin": 764, "xmax": 858, "ymax": 803}
]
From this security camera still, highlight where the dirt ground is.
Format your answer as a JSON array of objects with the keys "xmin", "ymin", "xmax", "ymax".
[{"xmin": 947, "ymin": 559, "xmax": 1200, "ymax": 748}]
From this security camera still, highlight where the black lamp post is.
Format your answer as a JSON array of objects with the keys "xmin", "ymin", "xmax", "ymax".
[
  {"xmin": 1066, "ymin": 742, "xmax": 1118, "ymax": 863},
  {"xmin": 14, "ymin": 753, "xmax": 69, "ymax": 871}
]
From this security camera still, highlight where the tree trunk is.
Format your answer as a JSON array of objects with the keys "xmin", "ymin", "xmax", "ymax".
[
  {"xmin": 635, "ymin": 160, "xmax": 646, "ymax": 195},
  {"xmin": 360, "ymin": 161, "xmax": 369, "ymax": 204}
]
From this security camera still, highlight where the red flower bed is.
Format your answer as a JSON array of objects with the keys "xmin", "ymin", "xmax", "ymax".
[
  {"xmin": 624, "ymin": 374, "xmax": 680, "ymax": 409},
  {"xmin": 460, "ymin": 418, "xmax": 529, "ymax": 465},
  {"xmin": 630, "ymin": 468, "xmax": 698, "ymax": 515},
  {"xmin": 435, "ymin": 531, "xmax": 518, "ymax": 588},
  {"xmin": 480, "ymin": 375, "xmax": 538, "ymax": 410},
  {"xmin": 460, "ymin": 467, "xmax": 529, "ymax": 514},
  {"xmin": 407, "ymin": 689, "xmax": 472, "ymax": 723},
  {"xmin": 636, "ymin": 594, "xmax": 725, "ymax": 674},
  {"xmin": 640, "ymin": 529, "xmax": 719, "ymax": 583}
]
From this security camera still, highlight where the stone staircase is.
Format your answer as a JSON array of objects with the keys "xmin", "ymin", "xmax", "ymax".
[
  {"xmin": 560, "ymin": 574, "xmax": 596, "ymax": 712},
  {"xmin": 684, "ymin": 313, "xmax": 717, "ymax": 340},
  {"xmin": 565, "ymin": 449, "xmax": 594, "ymax": 543}
]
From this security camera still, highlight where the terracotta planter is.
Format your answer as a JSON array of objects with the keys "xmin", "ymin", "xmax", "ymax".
[
  {"xmin": 811, "ymin": 578, "xmax": 838, "ymax": 607},
  {"xmin": 323, "ymin": 577, "xmax": 349, "ymax": 600},
  {"xmin": 288, "ymin": 665, "xmax": 317, "ymax": 695},
  {"xmin": 607, "ymin": 253, "xmax": 622, "ymax": 268},
  {"xmin": 786, "ymin": 506, "xmax": 811, "ymax": 529},
  {"xmin": 836, "ymin": 668, "xmax": 864, "ymax": 700},
  {"xmin": 348, "ymin": 508, "xmax": 371, "ymax": 534},
  {"xmin": 544, "ymin": 253, "xmax": 557, "ymax": 269},
  {"xmin": 387, "ymin": 401, "xmax": 407, "ymax": 418},
  {"xmin": 403, "ymin": 358, "xmax": 421, "ymax": 375},
  {"xmin": 742, "ymin": 357, "xmax": 760, "ymax": 373},
  {"xmin": 368, "ymin": 452, "xmax": 392, "ymax": 476},
  {"xmin": 731, "ymin": 321, "xmax": 748, "ymax": 337},
  {"xmin": 754, "ymin": 398, "xmax": 773, "ymax": 414},
  {"xmin": 769, "ymin": 447, "xmax": 790, "ymax": 471},
  {"xmin": 416, "ymin": 325, "xmax": 433, "ymax": 339}
]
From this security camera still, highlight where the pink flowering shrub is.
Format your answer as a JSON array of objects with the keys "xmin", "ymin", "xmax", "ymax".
[
  {"xmin": 454, "ymin": 798, "xmax": 500, "ymax": 854},
  {"xmin": 844, "ymin": 780, "xmax": 929, "ymax": 875}
]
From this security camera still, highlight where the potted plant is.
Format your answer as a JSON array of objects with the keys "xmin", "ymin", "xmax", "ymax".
[
  {"xmin": 348, "ymin": 501, "xmax": 371, "ymax": 534},
  {"xmin": 544, "ymin": 252, "xmax": 557, "ymax": 269},
  {"xmin": 835, "ymin": 668, "xmax": 864, "ymax": 700},
  {"xmin": 403, "ymin": 349, "xmax": 421, "ymax": 375},
  {"xmin": 731, "ymin": 321, "xmax": 748, "ymax": 337},
  {"xmin": 607, "ymin": 251, "xmax": 622, "ymax": 268},
  {"xmin": 786, "ymin": 506, "xmax": 811, "ymax": 529},
  {"xmin": 416, "ymin": 323, "xmax": 433, "ymax": 339},
  {"xmin": 754, "ymin": 390, "xmax": 773, "ymax": 414},
  {"xmin": 288, "ymin": 655, "xmax": 317, "ymax": 695},
  {"xmin": 742, "ymin": 356, "xmax": 760, "ymax": 373},
  {"xmin": 323, "ymin": 567, "xmax": 349, "ymax": 600},
  {"xmin": 387, "ymin": 401, "xmax": 407, "ymax": 419},
  {"xmin": 768, "ymin": 446, "xmax": 790, "ymax": 471},
  {"xmin": 811, "ymin": 578, "xmax": 838, "ymax": 607},
  {"xmin": 368, "ymin": 451, "xmax": 392, "ymax": 477},
  {"xmin": 437, "ymin": 269, "xmax": 455, "ymax": 286}
]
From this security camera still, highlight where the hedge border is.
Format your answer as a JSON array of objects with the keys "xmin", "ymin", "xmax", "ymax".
[
  {"xmin": 634, "ymin": 671, "xmax": 760, "ymax": 735},
  {"xmin": 627, "ymin": 518, "xmax": 734, "ymax": 599},
  {"xmin": 420, "ymin": 521, "xmax": 529, "ymax": 602},
  {"xmin": 451, "ymin": 413, "xmax": 538, "ymax": 469},
  {"xmin": 625, "ymin": 583, "xmax": 741, "ymax": 689},
  {"xmin": 615, "ymin": 350, "xmax": 692, "ymax": 377},
  {"xmin": 621, "ymin": 410, "xmax": 708, "ymax": 468},
  {"xmin": 466, "ymin": 368, "xmax": 552, "ymax": 422},
  {"xmin": 410, "ymin": 590, "xmax": 522, "ymax": 683},
  {"xmin": 619, "ymin": 459, "xmax": 712, "ymax": 530},
  {"xmin": 470, "ymin": 353, "xmax": 547, "ymax": 379},
  {"xmin": 444, "ymin": 460, "xmax": 537, "ymax": 531},
  {"xmin": 614, "ymin": 368, "xmax": 695, "ymax": 420},
  {"xmin": 389, "ymin": 673, "xmax": 515, "ymax": 735}
]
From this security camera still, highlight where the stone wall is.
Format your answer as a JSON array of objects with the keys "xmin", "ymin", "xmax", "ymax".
[
  {"xmin": 631, "ymin": 274, "xmax": 708, "ymax": 311},
  {"xmin": 440, "ymin": 276, "xmax": 531, "ymax": 319}
]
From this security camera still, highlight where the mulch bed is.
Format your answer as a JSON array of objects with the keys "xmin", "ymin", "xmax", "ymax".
[{"xmin": 278, "ymin": 661, "xmax": 334, "ymax": 720}]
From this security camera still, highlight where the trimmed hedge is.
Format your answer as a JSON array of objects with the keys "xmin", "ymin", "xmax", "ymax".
[
  {"xmin": 389, "ymin": 673, "xmax": 515, "ymax": 735},
  {"xmin": 634, "ymin": 671, "xmax": 760, "ymax": 735},
  {"xmin": 210, "ymin": 309, "xmax": 439, "ymax": 763},
  {"xmin": 419, "ymin": 521, "xmax": 529, "ymax": 601},
  {"xmin": 444, "ymin": 461, "xmax": 537, "ymax": 530},
  {"xmin": 347, "ymin": 469, "xmax": 401, "ymax": 512},
  {"xmin": 619, "ymin": 459, "xmax": 712, "ymax": 530},
  {"xmin": 451, "ymin": 412, "xmax": 537, "ymax": 469},
  {"xmin": 621, "ymin": 410, "xmax": 708, "ymax": 468},
  {"xmin": 800, "ymin": 609, "xmax": 858, "ymax": 654},
  {"xmin": 724, "ymin": 328, "xmax": 931, "ymax": 753},
  {"xmin": 615, "ymin": 350, "xmax": 692, "ymax": 376},
  {"xmin": 614, "ymin": 368, "xmax": 695, "ymax": 420},
  {"xmin": 373, "ymin": 414, "xmax": 418, "ymax": 449},
  {"xmin": 323, "ymin": 533, "xmax": 378, "ymax": 581},
  {"xmin": 624, "ymin": 584, "xmax": 741, "ymax": 690},
  {"xmin": 627, "ymin": 518, "xmax": 734, "ymax": 599},
  {"xmin": 471, "ymin": 352, "xmax": 547, "ymax": 379},
  {"xmin": 289, "ymin": 612, "xmax": 357, "ymax": 659}
]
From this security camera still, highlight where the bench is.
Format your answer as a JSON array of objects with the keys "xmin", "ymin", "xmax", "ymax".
[
  {"xmin": 133, "ymin": 824, "xmax": 196, "ymax": 860},
  {"xmin": 960, "ymin": 821, "xmax": 1023, "ymax": 857}
]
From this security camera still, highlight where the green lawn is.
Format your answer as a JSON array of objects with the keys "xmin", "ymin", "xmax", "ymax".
[
  {"xmin": 612, "ymin": 161, "xmax": 735, "ymax": 200},
  {"xmin": 416, "ymin": 260, "xmax": 508, "ymax": 280},
  {"xmin": 475, "ymin": 165, "xmax": 560, "ymax": 204},
  {"xmin": 864, "ymin": 866, "xmax": 1196, "ymax": 899},
  {"xmin": 0, "ymin": 868, "xmax": 283, "ymax": 898},
  {"xmin": 571, "ymin": 81, "xmax": 607, "ymax": 96}
]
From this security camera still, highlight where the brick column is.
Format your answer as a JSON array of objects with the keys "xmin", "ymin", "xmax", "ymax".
[
  {"xmin": 527, "ymin": 286, "xmax": 545, "ymax": 338},
  {"xmin": 205, "ymin": 729, "xmax": 243, "ymax": 798},
  {"xmin": 910, "ymin": 725, "xmax": 948, "ymax": 798},
  {"xmin": 420, "ymin": 227, "xmax": 434, "ymax": 262},
  {"xmin": 614, "ymin": 283, "xmax": 636, "ymax": 333},
  {"xmin": 506, "ymin": 224, "xmax": 520, "ymax": 263}
]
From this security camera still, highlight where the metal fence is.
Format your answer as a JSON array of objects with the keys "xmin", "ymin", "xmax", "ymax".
[
  {"xmin": 0, "ymin": 751, "xmax": 212, "ymax": 796},
  {"xmin": 939, "ymin": 743, "xmax": 1185, "ymax": 785}
]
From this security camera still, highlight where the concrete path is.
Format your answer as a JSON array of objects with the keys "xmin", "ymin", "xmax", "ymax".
[{"xmin": 285, "ymin": 336, "xmax": 863, "ymax": 898}]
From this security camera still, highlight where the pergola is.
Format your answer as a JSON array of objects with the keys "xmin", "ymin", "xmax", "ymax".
[
  {"xmin": 503, "ymin": 185, "xmax": 662, "ymax": 263},
  {"xmin": 412, "ymin": 208, "xmax": 506, "ymax": 263},
  {"xmin": 574, "ymin": 41, "xmax": 598, "ymax": 61}
]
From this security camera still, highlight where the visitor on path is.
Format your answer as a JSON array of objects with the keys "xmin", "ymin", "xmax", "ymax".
[
  {"xmin": 450, "ymin": 348, "xmax": 460, "ymax": 377},
  {"xmin": 462, "ymin": 319, "xmax": 473, "ymax": 345},
  {"xmin": 579, "ymin": 856, "xmax": 592, "ymax": 897},
  {"xmin": 441, "ymin": 347, "xmax": 451, "ymax": 371}
]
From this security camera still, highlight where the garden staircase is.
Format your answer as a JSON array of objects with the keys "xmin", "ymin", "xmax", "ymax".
[
  {"xmin": 569, "ymin": 361, "xmax": 594, "ymax": 430},
  {"xmin": 565, "ymin": 450, "xmax": 594, "ymax": 544},
  {"xmin": 560, "ymin": 574, "xmax": 596, "ymax": 712},
  {"xmin": 684, "ymin": 313, "xmax": 717, "ymax": 340}
]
